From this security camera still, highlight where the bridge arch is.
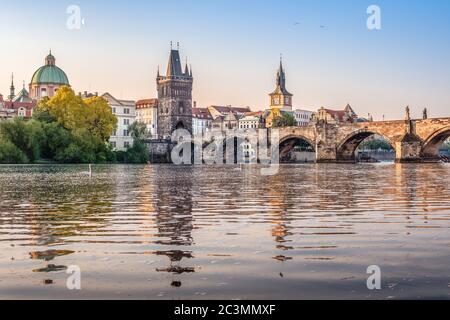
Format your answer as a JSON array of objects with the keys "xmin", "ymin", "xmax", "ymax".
[
  {"xmin": 279, "ymin": 135, "xmax": 316, "ymax": 163},
  {"xmin": 421, "ymin": 126, "xmax": 450, "ymax": 159},
  {"xmin": 336, "ymin": 129, "xmax": 395, "ymax": 162}
]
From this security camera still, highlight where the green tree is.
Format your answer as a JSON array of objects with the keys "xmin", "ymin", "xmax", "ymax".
[
  {"xmin": 272, "ymin": 112, "xmax": 296, "ymax": 128},
  {"xmin": 124, "ymin": 122, "xmax": 150, "ymax": 163},
  {"xmin": 359, "ymin": 139, "xmax": 394, "ymax": 151},
  {"xmin": 0, "ymin": 139, "xmax": 28, "ymax": 164},
  {"xmin": 34, "ymin": 86, "xmax": 117, "ymax": 142},
  {"xmin": 0, "ymin": 118, "xmax": 45, "ymax": 162},
  {"xmin": 32, "ymin": 87, "xmax": 118, "ymax": 163}
]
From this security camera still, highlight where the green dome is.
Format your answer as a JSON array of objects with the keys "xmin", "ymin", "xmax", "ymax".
[
  {"xmin": 31, "ymin": 65, "xmax": 69, "ymax": 85},
  {"xmin": 31, "ymin": 52, "xmax": 70, "ymax": 86}
]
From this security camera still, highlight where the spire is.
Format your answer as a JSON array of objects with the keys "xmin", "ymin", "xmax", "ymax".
[
  {"xmin": 166, "ymin": 44, "xmax": 184, "ymax": 77},
  {"xmin": 270, "ymin": 55, "xmax": 291, "ymax": 97},
  {"xmin": 279, "ymin": 53, "xmax": 283, "ymax": 71},
  {"xmin": 9, "ymin": 73, "xmax": 15, "ymax": 101},
  {"xmin": 157, "ymin": 65, "xmax": 160, "ymax": 78},
  {"xmin": 184, "ymin": 58, "xmax": 190, "ymax": 77},
  {"xmin": 276, "ymin": 54, "xmax": 286, "ymax": 89},
  {"xmin": 189, "ymin": 64, "xmax": 193, "ymax": 77}
]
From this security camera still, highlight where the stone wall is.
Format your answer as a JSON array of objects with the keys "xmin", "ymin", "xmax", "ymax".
[{"xmin": 147, "ymin": 139, "xmax": 173, "ymax": 163}]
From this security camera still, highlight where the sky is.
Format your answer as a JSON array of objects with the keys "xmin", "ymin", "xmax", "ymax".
[{"xmin": 1, "ymin": 0, "xmax": 450, "ymax": 120}]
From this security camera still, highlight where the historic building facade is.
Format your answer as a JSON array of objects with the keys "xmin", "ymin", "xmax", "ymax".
[
  {"xmin": 29, "ymin": 51, "xmax": 70, "ymax": 100},
  {"xmin": 0, "ymin": 75, "xmax": 36, "ymax": 119},
  {"xmin": 102, "ymin": 93, "xmax": 136, "ymax": 151},
  {"xmin": 192, "ymin": 107, "xmax": 213, "ymax": 135},
  {"xmin": 239, "ymin": 115, "xmax": 261, "ymax": 130},
  {"xmin": 157, "ymin": 48, "xmax": 193, "ymax": 139},
  {"xmin": 313, "ymin": 104, "xmax": 358, "ymax": 124},
  {"xmin": 294, "ymin": 109, "xmax": 314, "ymax": 126},
  {"xmin": 136, "ymin": 98, "xmax": 158, "ymax": 138}
]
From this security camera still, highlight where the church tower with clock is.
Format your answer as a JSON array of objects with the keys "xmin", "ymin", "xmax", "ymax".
[{"xmin": 269, "ymin": 58, "xmax": 293, "ymax": 112}]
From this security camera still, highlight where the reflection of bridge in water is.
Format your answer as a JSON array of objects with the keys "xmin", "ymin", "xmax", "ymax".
[{"xmin": 275, "ymin": 117, "xmax": 450, "ymax": 163}]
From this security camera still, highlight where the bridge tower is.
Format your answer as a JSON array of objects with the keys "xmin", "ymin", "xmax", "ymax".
[{"xmin": 157, "ymin": 44, "xmax": 193, "ymax": 139}]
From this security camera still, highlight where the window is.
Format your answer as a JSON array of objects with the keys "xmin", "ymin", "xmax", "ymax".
[
  {"xmin": 124, "ymin": 119, "xmax": 130, "ymax": 125},
  {"xmin": 123, "ymin": 130, "xmax": 129, "ymax": 137},
  {"xmin": 41, "ymin": 88, "xmax": 47, "ymax": 97},
  {"xmin": 112, "ymin": 130, "xmax": 117, "ymax": 136},
  {"xmin": 112, "ymin": 107, "xmax": 116, "ymax": 114},
  {"xmin": 124, "ymin": 141, "xmax": 130, "ymax": 148},
  {"xmin": 124, "ymin": 108, "xmax": 130, "ymax": 114},
  {"xmin": 179, "ymin": 101, "xmax": 184, "ymax": 114},
  {"xmin": 111, "ymin": 141, "xmax": 117, "ymax": 148}
]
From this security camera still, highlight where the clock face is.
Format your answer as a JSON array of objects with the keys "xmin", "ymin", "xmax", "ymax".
[{"xmin": 273, "ymin": 97, "xmax": 280, "ymax": 105}]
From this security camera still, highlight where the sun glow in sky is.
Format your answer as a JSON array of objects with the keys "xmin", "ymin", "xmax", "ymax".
[{"xmin": 1, "ymin": 0, "xmax": 450, "ymax": 119}]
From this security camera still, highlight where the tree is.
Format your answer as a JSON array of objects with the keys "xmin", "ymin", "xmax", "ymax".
[
  {"xmin": 31, "ymin": 87, "xmax": 118, "ymax": 163},
  {"xmin": 34, "ymin": 86, "xmax": 117, "ymax": 142},
  {"xmin": 272, "ymin": 112, "xmax": 296, "ymax": 128},
  {"xmin": 84, "ymin": 96, "xmax": 118, "ymax": 142},
  {"xmin": 124, "ymin": 122, "xmax": 150, "ymax": 163},
  {"xmin": 0, "ymin": 117, "xmax": 45, "ymax": 162},
  {"xmin": 358, "ymin": 139, "xmax": 394, "ymax": 152},
  {"xmin": 0, "ymin": 139, "xmax": 28, "ymax": 164}
]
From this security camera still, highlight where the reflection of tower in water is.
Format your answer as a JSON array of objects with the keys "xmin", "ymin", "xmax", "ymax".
[
  {"xmin": 153, "ymin": 166, "xmax": 195, "ymax": 287},
  {"xmin": 266, "ymin": 174, "xmax": 294, "ymax": 271}
]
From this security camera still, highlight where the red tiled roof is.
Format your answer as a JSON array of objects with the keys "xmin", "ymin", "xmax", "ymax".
[
  {"xmin": 4, "ymin": 100, "xmax": 36, "ymax": 110},
  {"xmin": 136, "ymin": 98, "xmax": 158, "ymax": 109},
  {"xmin": 211, "ymin": 106, "xmax": 251, "ymax": 114},
  {"xmin": 244, "ymin": 111, "xmax": 264, "ymax": 117},
  {"xmin": 323, "ymin": 109, "xmax": 346, "ymax": 121},
  {"xmin": 192, "ymin": 108, "xmax": 213, "ymax": 119}
]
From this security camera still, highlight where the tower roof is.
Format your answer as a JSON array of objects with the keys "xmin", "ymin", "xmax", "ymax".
[
  {"xmin": 166, "ymin": 49, "xmax": 184, "ymax": 77},
  {"xmin": 270, "ymin": 58, "xmax": 292, "ymax": 96},
  {"xmin": 13, "ymin": 86, "xmax": 32, "ymax": 103}
]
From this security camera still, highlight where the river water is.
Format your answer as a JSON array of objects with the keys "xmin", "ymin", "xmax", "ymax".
[{"xmin": 0, "ymin": 163, "xmax": 449, "ymax": 300}]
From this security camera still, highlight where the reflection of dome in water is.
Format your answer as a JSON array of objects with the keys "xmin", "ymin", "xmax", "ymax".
[{"xmin": 29, "ymin": 51, "xmax": 70, "ymax": 100}]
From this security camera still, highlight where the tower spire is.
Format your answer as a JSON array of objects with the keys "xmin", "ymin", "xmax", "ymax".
[
  {"xmin": 184, "ymin": 57, "xmax": 190, "ymax": 77},
  {"xmin": 9, "ymin": 73, "xmax": 15, "ymax": 101}
]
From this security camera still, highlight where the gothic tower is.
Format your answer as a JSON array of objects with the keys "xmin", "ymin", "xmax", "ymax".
[
  {"xmin": 157, "ymin": 46, "xmax": 193, "ymax": 139},
  {"xmin": 269, "ymin": 57, "xmax": 293, "ymax": 112}
]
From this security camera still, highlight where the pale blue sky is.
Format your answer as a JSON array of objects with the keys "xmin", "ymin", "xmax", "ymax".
[{"xmin": 1, "ymin": 0, "xmax": 450, "ymax": 119}]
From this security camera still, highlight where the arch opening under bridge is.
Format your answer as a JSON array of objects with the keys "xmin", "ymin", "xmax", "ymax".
[
  {"xmin": 279, "ymin": 135, "xmax": 316, "ymax": 163},
  {"xmin": 422, "ymin": 126, "xmax": 450, "ymax": 161},
  {"xmin": 337, "ymin": 130, "xmax": 395, "ymax": 163}
]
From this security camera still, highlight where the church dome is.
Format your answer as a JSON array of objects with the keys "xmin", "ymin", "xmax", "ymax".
[{"xmin": 30, "ymin": 51, "xmax": 69, "ymax": 86}]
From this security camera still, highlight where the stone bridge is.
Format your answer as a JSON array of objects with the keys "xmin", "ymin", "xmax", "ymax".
[{"xmin": 274, "ymin": 117, "xmax": 450, "ymax": 163}]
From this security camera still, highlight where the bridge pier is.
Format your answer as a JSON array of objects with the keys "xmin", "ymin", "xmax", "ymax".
[{"xmin": 394, "ymin": 133, "xmax": 423, "ymax": 163}]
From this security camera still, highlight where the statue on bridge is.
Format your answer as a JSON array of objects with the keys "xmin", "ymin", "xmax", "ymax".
[{"xmin": 423, "ymin": 108, "xmax": 428, "ymax": 120}]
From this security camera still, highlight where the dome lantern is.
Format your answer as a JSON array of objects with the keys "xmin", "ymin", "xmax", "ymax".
[{"xmin": 45, "ymin": 50, "xmax": 56, "ymax": 66}]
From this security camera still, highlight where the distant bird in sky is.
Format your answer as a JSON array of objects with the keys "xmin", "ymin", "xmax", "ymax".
[
  {"xmin": 293, "ymin": 21, "xmax": 300, "ymax": 26},
  {"xmin": 320, "ymin": 25, "xmax": 327, "ymax": 29}
]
